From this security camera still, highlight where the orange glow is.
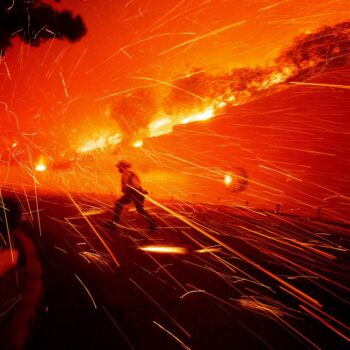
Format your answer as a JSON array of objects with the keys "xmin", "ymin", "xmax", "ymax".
[
  {"xmin": 138, "ymin": 245, "xmax": 188, "ymax": 254},
  {"xmin": 133, "ymin": 140, "xmax": 143, "ymax": 148},
  {"xmin": 224, "ymin": 175, "xmax": 233, "ymax": 186},
  {"xmin": 35, "ymin": 157, "xmax": 47, "ymax": 172}
]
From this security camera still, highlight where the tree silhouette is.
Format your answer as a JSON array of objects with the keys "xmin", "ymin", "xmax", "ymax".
[{"xmin": 0, "ymin": 0, "xmax": 87, "ymax": 55}]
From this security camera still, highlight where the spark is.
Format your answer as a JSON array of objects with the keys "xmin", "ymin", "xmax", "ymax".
[
  {"xmin": 300, "ymin": 305, "xmax": 350, "ymax": 342},
  {"xmin": 0, "ymin": 191, "xmax": 15, "ymax": 261},
  {"xmin": 6, "ymin": 0, "xmax": 14, "ymax": 11},
  {"xmin": 153, "ymin": 321, "xmax": 191, "ymax": 350},
  {"xmin": 130, "ymin": 278, "xmax": 191, "ymax": 338},
  {"xmin": 131, "ymin": 76, "xmax": 206, "ymax": 101},
  {"xmin": 239, "ymin": 297, "xmax": 285, "ymax": 317},
  {"xmin": 258, "ymin": 0, "xmax": 290, "ymax": 12},
  {"xmin": 53, "ymin": 246, "xmax": 68, "ymax": 254},
  {"xmin": 67, "ymin": 193, "xmax": 120, "ymax": 267},
  {"xmin": 159, "ymin": 20, "xmax": 247, "ymax": 55},
  {"xmin": 138, "ymin": 245, "xmax": 188, "ymax": 254},
  {"xmin": 141, "ymin": 192, "xmax": 323, "ymax": 308},
  {"xmin": 194, "ymin": 247, "xmax": 222, "ymax": 253},
  {"xmin": 290, "ymin": 82, "xmax": 350, "ymax": 90},
  {"xmin": 103, "ymin": 306, "xmax": 136, "ymax": 350},
  {"xmin": 59, "ymin": 71, "xmax": 68, "ymax": 98},
  {"xmin": 180, "ymin": 290, "xmax": 206, "ymax": 299},
  {"xmin": 74, "ymin": 273, "xmax": 98, "ymax": 309}
]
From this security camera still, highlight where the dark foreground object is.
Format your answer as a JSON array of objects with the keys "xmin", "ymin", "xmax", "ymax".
[
  {"xmin": 4, "ymin": 194, "xmax": 349, "ymax": 349},
  {"xmin": 0, "ymin": 197, "xmax": 22, "ymax": 234}
]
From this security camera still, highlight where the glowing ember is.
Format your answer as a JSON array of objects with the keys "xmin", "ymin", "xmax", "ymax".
[
  {"xmin": 224, "ymin": 175, "xmax": 233, "ymax": 186},
  {"xmin": 138, "ymin": 245, "xmax": 188, "ymax": 254},
  {"xmin": 35, "ymin": 157, "xmax": 47, "ymax": 172},
  {"xmin": 133, "ymin": 140, "xmax": 143, "ymax": 148}
]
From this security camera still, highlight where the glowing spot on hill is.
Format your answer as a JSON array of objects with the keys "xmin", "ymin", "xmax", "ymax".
[
  {"xmin": 35, "ymin": 157, "xmax": 47, "ymax": 172},
  {"xmin": 133, "ymin": 140, "xmax": 143, "ymax": 148},
  {"xmin": 224, "ymin": 174, "xmax": 233, "ymax": 186}
]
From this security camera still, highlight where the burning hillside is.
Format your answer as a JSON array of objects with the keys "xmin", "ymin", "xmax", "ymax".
[{"xmin": 74, "ymin": 19, "xmax": 350, "ymax": 153}]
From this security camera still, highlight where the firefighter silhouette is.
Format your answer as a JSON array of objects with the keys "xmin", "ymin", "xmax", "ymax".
[{"xmin": 112, "ymin": 160, "xmax": 156, "ymax": 231}]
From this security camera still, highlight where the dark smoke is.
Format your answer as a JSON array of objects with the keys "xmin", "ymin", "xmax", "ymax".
[
  {"xmin": 111, "ymin": 89, "xmax": 157, "ymax": 142},
  {"xmin": 0, "ymin": 0, "xmax": 87, "ymax": 55},
  {"xmin": 278, "ymin": 20, "xmax": 350, "ymax": 80},
  {"xmin": 163, "ymin": 69, "xmax": 213, "ymax": 115}
]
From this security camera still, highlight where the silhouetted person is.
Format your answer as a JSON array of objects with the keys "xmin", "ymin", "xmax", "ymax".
[{"xmin": 112, "ymin": 161, "xmax": 156, "ymax": 231}]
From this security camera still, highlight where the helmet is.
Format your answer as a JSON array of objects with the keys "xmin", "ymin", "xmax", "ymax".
[{"xmin": 116, "ymin": 160, "xmax": 131, "ymax": 169}]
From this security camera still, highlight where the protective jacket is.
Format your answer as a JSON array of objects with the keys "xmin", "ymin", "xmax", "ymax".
[{"xmin": 121, "ymin": 170, "xmax": 142, "ymax": 193}]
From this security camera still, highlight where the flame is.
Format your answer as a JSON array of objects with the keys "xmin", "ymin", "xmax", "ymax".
[
  {"xmin": 138, "ymin": 245, "xmax": 188, "ymax": 254},
  {"xmin": 73, "ymin": 22, "xmax": 350, "ymax": 154},
  {"xmin": 147, "ymin": 106, "xmax": 214, "ymax": 138},
  {"xmin": 180, "ymin": 107, "xmax": 214, "ymax": 124},
  {"xmin": 77, "ymin": 132, "xmax": 122, "ymax": 153},
  {"xmin": 143, "ymin": 65, "xmax": 294, "ymax": 142},
  {"xmin": 147, "ymin": 117, "xmax": 173, "ymax": 138}
]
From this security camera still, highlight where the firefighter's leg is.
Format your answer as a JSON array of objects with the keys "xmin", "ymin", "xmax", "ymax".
[
  {"xmin": 133, "ymin": 194, "xmax": 156, "ymax": 231},
  {"xmin": 112, "ymin": 194, "xmax": 131, "ymax": 223}
]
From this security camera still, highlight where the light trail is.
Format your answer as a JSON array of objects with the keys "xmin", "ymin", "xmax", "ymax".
[
  {"xmin": 139, "ymin": 191, "xmax": 323, "ymax": 308},
  {"xmin": 129, "ymin": 278, "xmax": 191, "ymax": 338},
  {"xmin": 138, "ymin": 245, "xmax": 188, "ymax": 254},
  {"xmin": 159, "ymin": 20, "xmax": 247, "ymax": 55},
  {"xmin": 67, "ymin": 193, "xmax": 120, "ymax": 267},
  {"xmin": 300, "ymin": 305, "xmax": 350, "ymax": 342},
  {"xmin": 153, "ymin": 321, "xmax": 191, "ymax": 350},
  {"xmin": 290, "ymin": 82, "xmax": 350, "ymax": 90},
  {"xmin": 74, "ymin": 273, "xmax": 98, "ymax": 309}
]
